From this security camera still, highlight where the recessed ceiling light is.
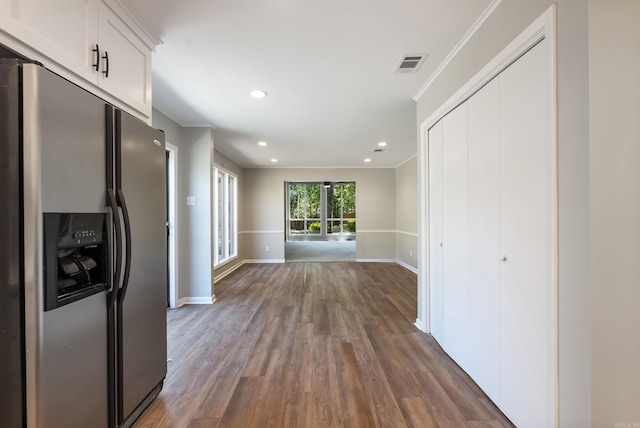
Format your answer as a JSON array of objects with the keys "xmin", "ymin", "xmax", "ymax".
[
  {"xmin": 258, "ymin": 141, "xmax": 267, "ymax": 146},
  {"xmin": 377, "ymin": 141, "xmax": 388, "ymax": 147},
  {"xmin": 364, "ymin": 158, "xmax": 372, "ymax": 163},
  {"xmin": 270, "ymin": 158, "xmax": 278, "ymax": 163},
  {"xmin": 250, "ymin": 89, "xmax": 267, "ymax": 98}
]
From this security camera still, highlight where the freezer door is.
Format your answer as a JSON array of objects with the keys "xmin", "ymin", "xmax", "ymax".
[
  {"xmin": 21, "ymin": 64, "xmax": 110, "ymax": 428},
  {"xmin": 0, "ymin": 60, "xmax": 24, "ymax": 428},
  {"xmin": 115, "ymin": 109, "xmax": 167, "ymax": 426}
]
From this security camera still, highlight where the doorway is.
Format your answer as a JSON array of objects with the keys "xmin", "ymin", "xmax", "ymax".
[
  {"xmin": 285, "ymin": 181, "xmax": 356, "ymax": 262},
  {"xmin": 165, "ymin": 142, "xmax": 178, "ymax": 308}
]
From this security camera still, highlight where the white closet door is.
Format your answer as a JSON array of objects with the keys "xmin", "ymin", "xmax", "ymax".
[
  {"xmin": 498, "ymin": 40, "xmax": 552, "ymax": 428},
  {"xmin": 428, "ymin": 120, "xmax": 445, "ymax": 343},
  {"xmin": 441, "ymin": 103, "xmax": 469, "ymax": 369},
  {"xmin": 466, "ymin": 78, "xmax": 501, "ymax": 403}
]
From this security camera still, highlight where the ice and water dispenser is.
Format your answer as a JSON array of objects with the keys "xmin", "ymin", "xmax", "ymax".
[{"xmin": 43, "ymin": 213, "xmax": 109, "ymax": 311}]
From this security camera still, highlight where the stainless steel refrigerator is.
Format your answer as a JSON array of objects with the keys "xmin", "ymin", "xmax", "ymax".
[{"xmin": 0, "ymin": 59, "xmax": 167, "ymax": 428}]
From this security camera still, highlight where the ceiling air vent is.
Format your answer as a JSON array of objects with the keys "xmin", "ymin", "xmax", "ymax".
[{"xmin": 395, "ymin": 54, "xmax": 427, "ymax": 73}]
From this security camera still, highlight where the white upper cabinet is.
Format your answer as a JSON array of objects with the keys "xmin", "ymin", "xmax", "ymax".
[
  {"xmin": 0, "ymin": 0, "xmax": 99, "ymax": 81},
  {"xmin": 0, "ymin": 0, "xmax": 157, "ymax": 118},
  {"xmin": 97, "ymin": 1, "xmax": 151, "ymax": 116}
]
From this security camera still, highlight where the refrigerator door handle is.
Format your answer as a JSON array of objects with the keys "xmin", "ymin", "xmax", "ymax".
[
  {"xmin": 116, "ymin": 189, "xmax": 132, "ymax": 304},
  {"xmin": 106, "ymin": 188, "xmax": 122, "ymax": 309}
]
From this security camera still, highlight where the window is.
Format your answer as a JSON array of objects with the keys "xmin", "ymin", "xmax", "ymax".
[
  {"xmin": 326, "ymin": 182, "xmax": 356, "ymax": 235},
  {"xmin": 287, "ymin": 181, "xmax": 356, "ymax": 240},
  {"xmin": 214, "ymin": 166, "xmax": 237, "ymax": 266},
  {"xmin": 289, "ymin": 183, "xmax": 321, "ymax": 235}
]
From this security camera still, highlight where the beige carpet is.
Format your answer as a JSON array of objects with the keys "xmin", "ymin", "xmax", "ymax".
[{"xmin": 285, "ymin": 240, "xmax": 356, "ymax": 262}]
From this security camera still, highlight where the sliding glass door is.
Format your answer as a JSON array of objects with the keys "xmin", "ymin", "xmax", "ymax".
[{"xmin": 287, "ymin": 182, "xmax": 356, "ymax": 241}]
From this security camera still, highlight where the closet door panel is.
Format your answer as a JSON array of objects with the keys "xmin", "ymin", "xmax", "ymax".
[
  {"xmin": 466, "ymin": 78, "xmax": 501, "ymax": 403},
  {"xmin": 498, "ymin": 41, "xmax": 551, "ymax": 428},
  {"xmin": 428, "ymin": 120, "xmax": 445, "ymax": 343},
  {"xmin": 441, "ymin": 103, "xmax": 469, "ymax": 369}
]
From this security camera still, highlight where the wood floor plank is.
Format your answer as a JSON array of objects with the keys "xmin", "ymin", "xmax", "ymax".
[
  {"xmin": 313, "ymin": 301, "xmax": 331, "ymax": 336},
  {"xmin": 408, "ymin": 369, "xmax": 469, "ymax": 426},
  {"xmin": 310, "ymin": 335, "xmax": 343, "ymax": 427},
  {"xmin": 247, "ymin": 348, "xmax": 292, "ymax": 428},
  {"xmin": 340, "ymin": 310, "xmax": 377, "ymax": 362},
  {"xmin": 133, "ymin": 262, "xmax": 513, "ymax": 428},
  {"xmin": 327, "ymin": 301, "xmax": 349, "ymax": 343},
  {"xmin": 185, "ymin": 418, "xmax": 219, "ymax": 428},
  {"xmin": 363, "ymin": 321, "xmax": 421, "ymax": 399},
  {"xmin": 146, "ymin": 395, "xmax": 194, "ymax": 428},
  {"xmin": 398, "ymin": 397, "xmax": 438, "ymax": 428},
  {"xmin": 271, "ymin": 314, "xmax": 298, "ymax": 350},
  {"xmin": 282, "ymin": 391, "xmax": 313, "ymax": 428},
  {"xmin": 217, "ymin": 376, "xmax": 264, "ymax": 427},
  {"xmin": 357, "ymin": 358, "xmax": 409, "ymax": 428},
  {"xmin": 333, "ymin": 342, "xmax": 376, "ymax": 428}
]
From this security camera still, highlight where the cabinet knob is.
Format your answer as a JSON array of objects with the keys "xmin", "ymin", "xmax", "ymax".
[
  {"xmin": 439, "ymin": 242, "xmax": 443, "ymax": 247},
  {"xmin": 500, "ymin": 254, "xmax": 508, "ymax": 262}
]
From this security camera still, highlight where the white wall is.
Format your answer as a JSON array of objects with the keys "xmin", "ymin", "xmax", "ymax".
[
  {"xmin": 395, "ymin": 156, "xmax": 418, "ymax": 270},
  {"xmin": 241, "ymin": 168, "xmax": 396, "ymax": 261},
  {"xmin": 415, "ymin": 1, "xmax": 591, "ymax": 425},
  {"xmin": 152, "ymin": 109, "xmax": 214, "ymax": 303},
  {"xmin": 153, "ymin": 108, "xmax": 183, "ymax": 144},
  {"xmin": 556, "ymin": 2, "xmax": 590, "ymax": 425},
  {"xmin": 589, "ymin": 2, "xmax": 640, "ymax": 425},
  {"xmin": 181, "ymin": 127, "xmax": 214, "ymax": 302}
]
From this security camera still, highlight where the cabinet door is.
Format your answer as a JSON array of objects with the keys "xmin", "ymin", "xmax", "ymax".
[
  {"xmin": 428, "ymin": 120, "xmax": 444, "ymax": 343},
  {"xmin": 466, "ymin": 77, "xmax": 500, "ymax": 403},
  {"xmin": 441, "ymin": 103, "xmax": 469, "ymax": 369},
  {"xmin": 98, "ymin": 0, "xmax": 152, "ymax": 117},
  {"xmin": 498, "ymin": 40, "xmax": 552, "ymax": 428},
  {"xmin": 0, "ymin": 0, "xmax": 98, "ymax": 82}
]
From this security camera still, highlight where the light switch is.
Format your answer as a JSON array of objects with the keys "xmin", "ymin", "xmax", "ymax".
[{"xmin": 187, "ymin": 196, "xmax": 196, "ymax": 206}]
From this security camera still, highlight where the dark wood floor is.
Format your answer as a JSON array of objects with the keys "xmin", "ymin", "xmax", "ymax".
[{"xmin": 134, "ymin": 262, "xmax": 513, "ymax": 428}]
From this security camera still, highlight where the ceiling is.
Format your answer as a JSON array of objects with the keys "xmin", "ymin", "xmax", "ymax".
[{"xmin": 126, "ymin": 0, "xmax": 493, "ymax": 168}]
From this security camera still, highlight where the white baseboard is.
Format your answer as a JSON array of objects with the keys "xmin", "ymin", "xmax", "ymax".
[
  {"xmin": 177, "ymin": 295, "xmax": 216, "ymax": 307},
  {"xmin": 355, "ymin": 258, "xmax": 419, "ymax": 275},
  {"xmin": 213, "ymin": 259, "xmax": 285, "ymax": 284},
  {"xmin": 414, "ymin": 318, "xmax": 427, "ymax": 333},
  {"xmin": 214, "ymin": 262, "xmax": 245, "ymax": 283},
  {"xmin": 395, "ymin": 259, "xmax": 418, "ymax": 274}
]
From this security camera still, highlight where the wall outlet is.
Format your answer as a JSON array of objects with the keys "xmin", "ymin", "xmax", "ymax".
[
  {"xmin": 265, "ymin": 245, "xmax": 270, "ymax": 252},
  {"xmin": 410, "ymin": 250, "xmax": 413, "ymax": 257}
]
